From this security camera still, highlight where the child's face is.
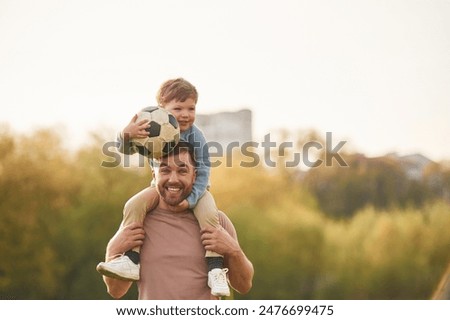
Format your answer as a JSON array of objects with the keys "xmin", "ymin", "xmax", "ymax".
[{"xmin": 163, "ymin": 98, "xmax": 196, "ymax": 132}]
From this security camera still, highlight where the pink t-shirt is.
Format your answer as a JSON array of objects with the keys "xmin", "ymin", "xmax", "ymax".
[{"xmin": 138, "ymin": 207, "xmax": 237, "ymax": 300}]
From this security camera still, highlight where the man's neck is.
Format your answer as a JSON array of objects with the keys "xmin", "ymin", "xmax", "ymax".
[{"xmin": 157, "ymin": 200, "xmax": 189, "ymax": 214}]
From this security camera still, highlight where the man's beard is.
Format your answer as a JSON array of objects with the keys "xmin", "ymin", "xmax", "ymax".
[{"xmin": 157, "ymin": 182, "xmax": 190, "ymax": 207}]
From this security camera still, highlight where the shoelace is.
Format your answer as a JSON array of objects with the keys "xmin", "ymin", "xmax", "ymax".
[{"xmin": 212, "ymin": 268, "xmax": 229, "ymax": 284}]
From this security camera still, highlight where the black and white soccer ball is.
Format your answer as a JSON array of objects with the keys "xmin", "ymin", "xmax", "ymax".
[{"xmin": 132, "ymin": 106, "xmax": 180, "ymax": 158}]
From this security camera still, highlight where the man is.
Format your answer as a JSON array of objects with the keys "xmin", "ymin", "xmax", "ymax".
[{"xmin": 101, "ymin": 142, "xmax": 254, "ymax": 299}]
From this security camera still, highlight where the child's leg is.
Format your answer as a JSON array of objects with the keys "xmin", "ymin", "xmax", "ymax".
[
  {"xmin": 121, "ymin": 186, "xmax": 160, "ymax": 253},
  {"xmin": 96, "ymin": 186, "xmax": 159, "ymax": 281},
  {"xmin": 193, "ymin": 191, "xmax": 222, "ymax": 258},
  {"xmin": 194, "ymin": 191, "xmax": 230, "ymax": 296}
]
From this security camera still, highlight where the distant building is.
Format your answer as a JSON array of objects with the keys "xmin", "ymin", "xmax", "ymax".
[
  {"xmin": 386, "ymin": 153, "xmax": 434, "ymax": 180},
  {"xmin": 196, "ymin": 109, "xmax": 253, "ymax": 147}
]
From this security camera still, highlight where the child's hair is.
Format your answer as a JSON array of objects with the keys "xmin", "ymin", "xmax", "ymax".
[{"xmin": 156, "ymin": 78, "xmax": 198, "ymax": 106}]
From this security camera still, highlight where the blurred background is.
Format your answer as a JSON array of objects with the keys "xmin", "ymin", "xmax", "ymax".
[{"xmin": 1, "ymin": 0, "xmax": 449, "ymax": 299}]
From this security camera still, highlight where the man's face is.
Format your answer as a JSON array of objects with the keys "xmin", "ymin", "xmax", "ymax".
[{"xmin": 154, "ymin": 150, "xmax": 196, "ymax": 208}]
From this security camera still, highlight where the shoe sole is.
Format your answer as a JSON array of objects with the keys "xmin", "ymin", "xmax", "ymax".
[
  {"xmin": 96, "ymin": 264, "xmax": 139, "ymax": 281},
  {"xmin": 212, "ymin": 291, "xmax": 230, "ymax": 297},
  {"xmin": 209, "ymin": 283, "xmax": 230, "ymax": 296}
]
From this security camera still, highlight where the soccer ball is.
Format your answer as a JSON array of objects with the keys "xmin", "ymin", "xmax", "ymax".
[{"xmin": 132, "ymin": 106, "xmax": 180, "ymax": 158}]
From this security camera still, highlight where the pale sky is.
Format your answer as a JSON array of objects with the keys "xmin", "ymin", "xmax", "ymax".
[{"xmin": 1, "ymin": 0, "xmax": 449, "ymax": 161}]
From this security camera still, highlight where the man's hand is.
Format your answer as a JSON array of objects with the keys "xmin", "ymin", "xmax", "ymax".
[
  {"xmin": 121, "ymin": 114, "xmax": 150, "ymax": 141},
  {"xmin": 200, "ymin": 225, "xmax": 254, "ymax": 294},
  {"xmin": 200, "ymin": 225, "xmax": 241, "ymax": 257},
  {"xmin": 107, "ymin": 222, "xmax": 145, "ymax": 261},
  {"xmin": 103, "ymin": 222, "xmax": 145, "ymax": 299}
]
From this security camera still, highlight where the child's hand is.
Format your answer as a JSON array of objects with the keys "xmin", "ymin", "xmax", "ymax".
[{"xmin": 122, "ymin": 114, "xmax": 150, "ymax": 141}]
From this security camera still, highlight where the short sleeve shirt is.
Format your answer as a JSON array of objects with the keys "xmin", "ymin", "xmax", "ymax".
[{"xmin": 137, "ymin": 207, "xmax": 237, "ymax": 300}]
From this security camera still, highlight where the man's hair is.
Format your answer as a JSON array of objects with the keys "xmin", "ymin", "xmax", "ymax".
[
  {"xmin": 156, "ymin": 78, "xmax": 198, "ymax": 106},
  {"xmin": 158, "ymin": 141, "xmax": 197, "ymax": 167}
]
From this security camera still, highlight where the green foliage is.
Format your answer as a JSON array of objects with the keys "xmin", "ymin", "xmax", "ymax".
[
  {"xmin": 317, "ymin": 203, "xmax": 450, "ymax": 299},
  {"xmin": 0, "ymin": 129, "xmax": 146, "ymax": 299},
  {"xmin": 0, "ymin": 128, "xmax": 449, "ymax": 299},
  {"xmin": 211, "ymin": 162, "xmax": 450, "ymax": 299},
  {"xmin": 303, "ymin": 154, "xmax": 437, "ymax": 218}
]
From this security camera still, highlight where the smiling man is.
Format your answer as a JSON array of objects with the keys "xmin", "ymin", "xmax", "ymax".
[
  {"xmin": 101, "ymin": 142, "xmax": 254, "ymax": 300},
  {"xmin": 155, "ymin": 149, "xmax": 195, "ymax": 208}
]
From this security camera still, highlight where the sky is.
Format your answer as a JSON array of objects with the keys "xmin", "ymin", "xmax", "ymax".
[{"xmin": 1, "ymin": 0, "xmax": 449, "ymax": 162}]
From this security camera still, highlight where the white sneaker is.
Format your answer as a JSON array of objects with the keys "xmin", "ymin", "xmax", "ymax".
[
  {"xmin": 96, "ymin": 255, "xmax": 140, "ymax": 281},
  {"xmin": 208, "ymin": 268, "xmax": 230, "ymax": 297}
]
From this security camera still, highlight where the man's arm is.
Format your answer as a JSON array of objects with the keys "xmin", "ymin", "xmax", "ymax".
[
  {"xmin": 200, "ymin": 225, "xmax": 254, "ymax": 294},
  {"xmin": 102, "ymin": 222, "xmax": 145, "ymax": 299}
]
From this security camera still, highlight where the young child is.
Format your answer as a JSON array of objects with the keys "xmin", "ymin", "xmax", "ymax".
[{"xmin": 96, "ymin": 78, "xmax": 230, "ymax": 297}]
